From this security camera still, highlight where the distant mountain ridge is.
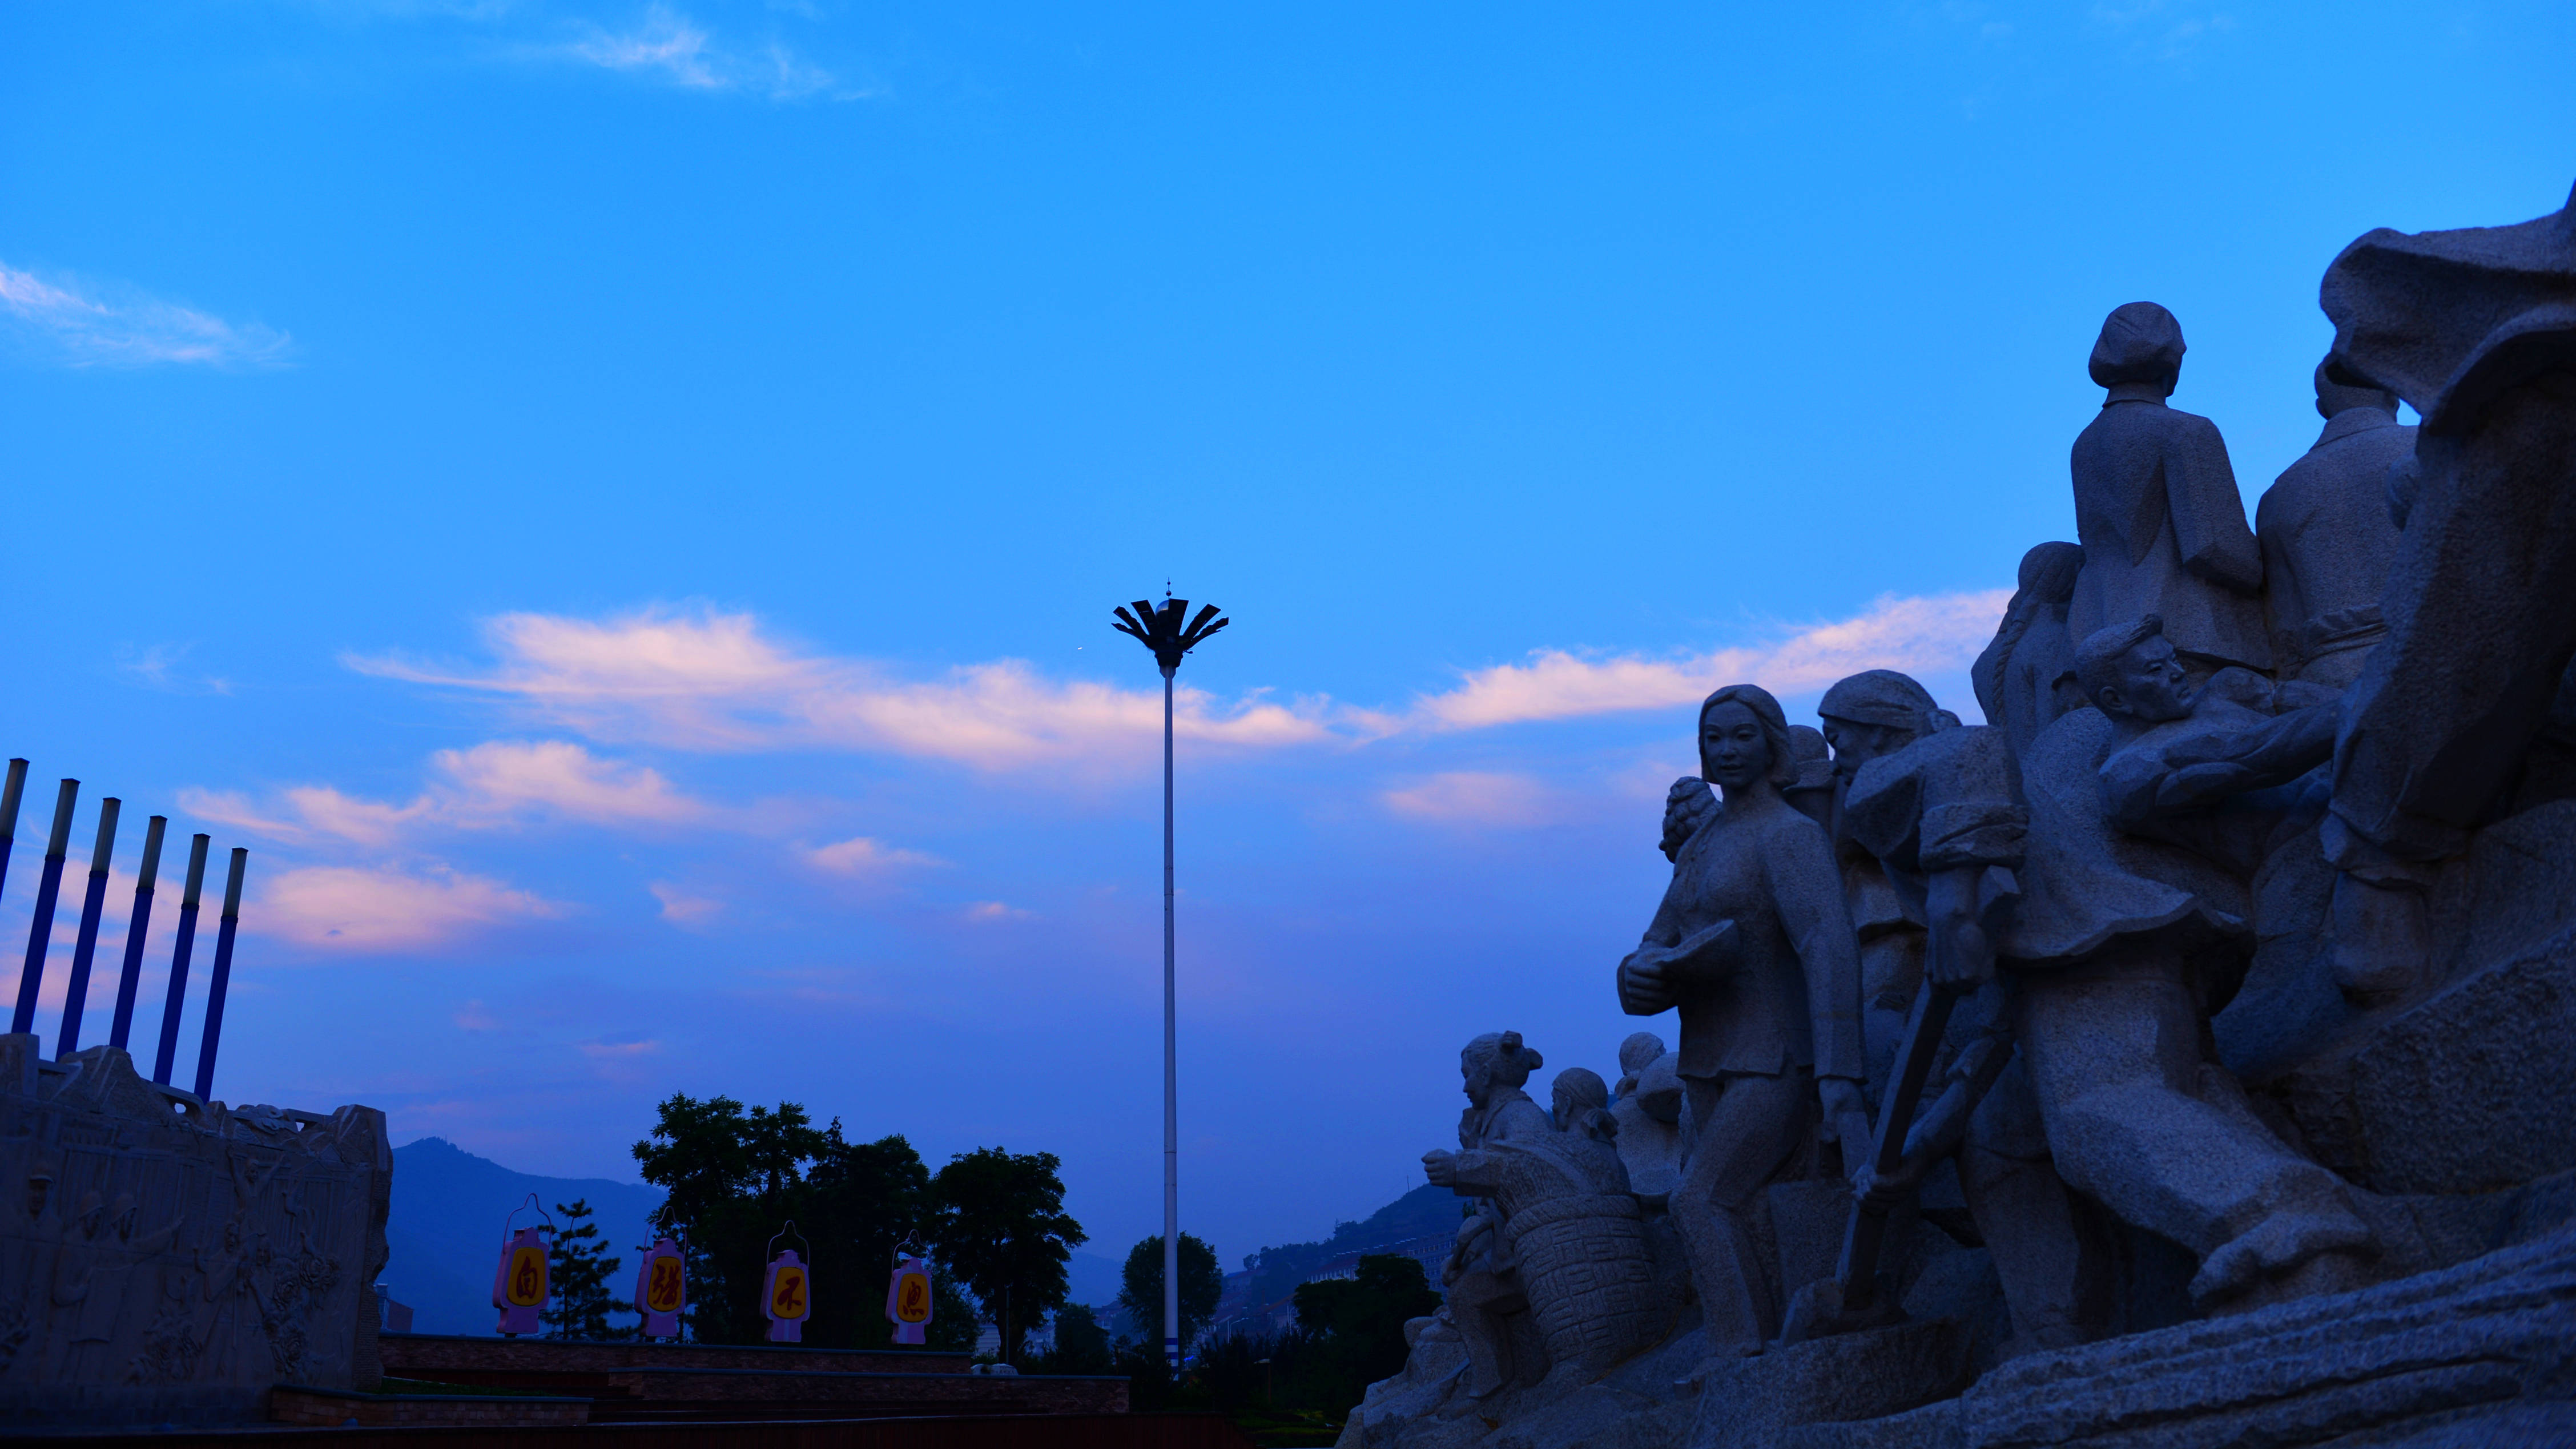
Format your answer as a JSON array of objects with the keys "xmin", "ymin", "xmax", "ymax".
[{"xmin": 385, "ymin": 1137, "xmax": 667, "ymax": 1336}]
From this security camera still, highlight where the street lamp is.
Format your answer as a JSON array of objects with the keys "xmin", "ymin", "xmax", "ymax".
[{"xmin": 1110, "ymin": 594, "xmax": 1229, "ymax": 1370}]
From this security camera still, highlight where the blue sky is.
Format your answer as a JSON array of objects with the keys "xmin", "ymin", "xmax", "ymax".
[{"xmin": 1, "ymin": 2, "xmax": 2569, "ymax": 1274}]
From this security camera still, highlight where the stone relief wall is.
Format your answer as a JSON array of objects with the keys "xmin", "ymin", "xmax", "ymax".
[{"xmin": 0, "ymin": 1035, "xmax": 389, "ymax": 1427}]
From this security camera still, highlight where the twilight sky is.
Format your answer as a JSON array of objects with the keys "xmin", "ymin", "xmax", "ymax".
[{"xmin": 1, "ymin": 2, "xmax": 2569, "ymax": 1274}]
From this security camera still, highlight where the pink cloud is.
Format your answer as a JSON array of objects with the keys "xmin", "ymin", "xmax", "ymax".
[
  {"xmin": 648, "ymin": 881, "xmax": 723, "ymax": 925},
  {"xmin": 1406, "ymin": 590, "xmax": 2010, "ymax": 731},
  {"xmin": 181, "ymin": 740, "xmax": 708, "ymax": 849},
  {"xmin": 254, "ymin": 864, "xmax": 566, "ymax": 952},
  {"xmin": 345, "ymin": 606, "xmax": 1334, "ymax": 770},
  {"xmin": 1380, "ymin": 771, "xmax": 1571, "ymax": 828},
  {"xmin": 804, "ymin": 835, "xmax": 943, "ymax": 876}
]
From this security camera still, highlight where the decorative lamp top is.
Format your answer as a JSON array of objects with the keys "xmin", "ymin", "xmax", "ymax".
[{"xmin": 1112, "ymin": 597, "xmax": 1229, "ymax": 673}]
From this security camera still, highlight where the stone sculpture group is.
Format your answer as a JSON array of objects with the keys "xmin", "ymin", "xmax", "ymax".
[{"xmin": 1346, "ymin": 186, "xmax": 2576, "ymax": 1448}]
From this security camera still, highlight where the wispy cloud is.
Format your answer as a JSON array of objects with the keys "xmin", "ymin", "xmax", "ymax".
[
  {"xmin": 348, "ymin": 607, "xmax": 1334, "ymax": 771},
  {"xmin": 560, "ymin": 5, "xmax": 855, "ymax": 100},
  {"xmin": 1380, "ymin": 771, "xmax": 1574, "ymax": 829},
  {"xmin": 648, "ymin": 880, "xmax": 722, "ymax": 924},
  {"xmin": 1401, "ymin": 591, "xmax": 2010, "ymax": 731},
  {"xmin": 0, "ymin": 262, "xmax": 290, "ymax": 369},
  {"xmin": 184, "ymin": 740, "xmax": 710, "ymax": 847},
  {"xmin": 340, "ymin": 593, "xmax": 2006, "ymax": 778},
  {"xmin": 256, "ymin": 863, "xmax": 566, "ymax": 951},
  {"xmin": 805, "ymin": 835, "xmax": 943, "ymax": 876}
]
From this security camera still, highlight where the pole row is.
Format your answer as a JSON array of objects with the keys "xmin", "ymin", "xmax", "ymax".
[{"xmin": 0, "ymin": 759, "xmax": 250, "ymax": 1096}]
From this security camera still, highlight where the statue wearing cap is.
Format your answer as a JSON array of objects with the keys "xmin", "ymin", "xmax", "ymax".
[
  {"xmin": 1824, "ymin": 670, "xmax": 2100, "ymax": 1356},
  {"xmin": 2067, "ymin": 303, "xmax": 2271, "ymax": 676}
]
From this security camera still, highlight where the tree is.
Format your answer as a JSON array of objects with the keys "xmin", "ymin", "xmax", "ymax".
[
  {"xmin": 928, "ymin": 1147, "xmax": 1086, "ymax": 1365},
  {"xmin": 1036, "ymin": 1302, "xmax": 1114, "ymax": 1374},
  {"xmin": 632, "ymin": 1094, "xmax": 832, "ymax": 1345},
  {"xmin": 1118, "ymin": 1231, "xmax": 1223, "ymax": 1358},
  {"xmin": 1291, "ymin": 1254, "xmax": 1442, "ymax": 1414},
  {"xmin": 542, "ymin": 1199, "xmax": 629, "ymax": 1341}
]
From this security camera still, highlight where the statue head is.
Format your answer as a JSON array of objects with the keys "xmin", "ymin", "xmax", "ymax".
[
  {"xmin": 1698, "ymin": 685, "xmax": 1798, "ymax": 794},
  {"xmin": 1460, "ymin": 1031, "xmax": 1543, "ymax": 1105},
  {"xmin": 1551, "ymin": 1068, "xmax": 1616, "ymax": 1144},
  {"xmin": 1617, "ymin": 1032, "xmax": 1668, "ymax": 1079},
  {"xmin": 2075, "ymin": 615, "xmax": 2194, "ymax": 723},
  {"xmin": 2313, "ymin": 357, "xmax": 2398, "ymax": 421},
  {"xmin": 2089, "ymin": 302, "xmax": 2185, "ymax": 395},
  {"xmin": 1818, "ymin": 670, "xmax": 1959, "ymax": 782},
  {"xmin": 2018, "ymin": 541, "xmax": 2084, "ymax": 604}
]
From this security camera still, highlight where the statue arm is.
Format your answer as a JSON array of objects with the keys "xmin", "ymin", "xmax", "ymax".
[
  {"xmin": 1619, "ymin": 879, "xmax": 1693, "ymax": 1015},
  {"xmin": 1770, "ymin": 821, "xmax": 1868, "ymax": 1083},
  {"xmin": 2101, "ymin": 706, "xmax": 2338, "ymax": 830},
  {"xmin": 2167, "ymin": 420, "xmax": 2264, "ymax": 594}
]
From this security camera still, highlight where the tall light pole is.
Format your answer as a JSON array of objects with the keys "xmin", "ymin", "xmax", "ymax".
[{"xmin": 1111, "ymin": 594, "xmax": 1229, "ymax": 1371}]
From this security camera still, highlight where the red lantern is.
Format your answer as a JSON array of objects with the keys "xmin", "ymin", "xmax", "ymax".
[
  {"xmin": 632, "ymin": 1237, "xmax": 686, "ymax": 1339},
  {"xmin": 491, "ymin": 1197, "xmax": 553, "ymax": 1336},
  {"xmin": 885, "ymin": 1253, "xmax": 934, "ymax": 1346}
]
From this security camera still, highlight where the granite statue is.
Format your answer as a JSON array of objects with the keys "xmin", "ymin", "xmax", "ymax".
[
  {"xmin": 2067, "ymin": 303, "xmax": 2271, "ymax": 675},
  {"xmin": 2317, "ymin": 185, "xmax": 2576, "ymax": 951},
  {"xmin": 1422, "ymin": 1030, "xmax": 1552, "ymax": 1399},
  {"xmin": 1618, "ymin": 685, "xmax": 1867, "ymax": 1361},
  {"xmin": 1971, "ymin": 541, "xmax": 2084, "ymax": 758},
  {"xmin": 2256, "ymin": 361, "xmax": 2416, "ymax": 688},
  {"xmin": 1427, "ymin": 1067, "xmax": 1676, "ymax": 1387},
  {"xmin": 1608, "ymin": 1032, "xmax": 1688, "ymax": 1201},
  {"xmin": 1347, "ymin": 184, "xmax": 2576, "ymax": 1449},
  {"xmin": 2002, "ymin": 617, "xmax": 2376, "ymax": 1310},
  {"xmin": 1821, "ymin": 670, "xmax": 2099, "ymax": 1355}
]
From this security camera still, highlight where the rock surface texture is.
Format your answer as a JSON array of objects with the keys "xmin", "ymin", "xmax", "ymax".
[{"xmin": 0, "ymin": 1035, "xmax": 391, "ymax": 1426}]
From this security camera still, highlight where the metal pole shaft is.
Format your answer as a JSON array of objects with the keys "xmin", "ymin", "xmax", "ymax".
[
  {"xmin": 12, "ymin": 780, "xmax": 79, "ymax": 1037},
  {"xmin": 0, "ymin": 760, "xmax": 28, "ymax": 911},
  {"xmin": 108, "ymin": 815, "xmax": 168, "ymax": 1051},
  {"xmin": 57, "ymin": 798, "xmax": 120, "ymax": 1055},
  {"xmin": 1161, "ymin": 664, "xmax": 1180, "ymax": 1370},
  {"xmin": 192, "ymin": 847, "xmax": 248, "ymax": 1101},
  {"xmin": 154, "ymin": 835, "xmax": 210, "ymax": 1085}
]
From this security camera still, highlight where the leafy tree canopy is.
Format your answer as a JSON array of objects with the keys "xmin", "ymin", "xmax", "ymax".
[
  {"xmin": 1118, "ymin": 1231, "xmax": 1224, "ymax": 1357},
  {"xmin": 929, "ymin": 1146, "xmax": 1086, "ymax": 1365}
]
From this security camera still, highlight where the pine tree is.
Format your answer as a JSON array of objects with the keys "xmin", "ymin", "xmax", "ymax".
[{"xmin": 543, "ymin": 1198, "xmax": 631, "ymax": 1341}]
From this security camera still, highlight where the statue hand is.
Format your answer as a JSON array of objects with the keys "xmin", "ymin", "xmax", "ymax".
[
  {"xmin": 1926, "ymin": 868, "xmax": 1999, "ymax": 991},
  {"xmin": 1817, "ymin": 1077, "xmax": 1867, "ymax": 1140},
  {"xmin": 1422, "ymin": 1149, "xmax": 1460, "ymax": 1187},
  {"xmin": 1617, "ymin": 950, "xmax": 1674, "ymax": 1015}
]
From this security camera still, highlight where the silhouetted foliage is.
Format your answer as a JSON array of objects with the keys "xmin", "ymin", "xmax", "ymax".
[
  {"xmin": 1290, "ymin": 1255, "xmax": 1442, "ymax": 1416},
  {"xmin": 541, "ymin": 1198, "xmax": 629, "ymax": 1341},
  {"xmin": 1118, "ymin": 1231, "xmax": 1225, "ymax": 1356},
  {"xmin": 927, "ymin": 1146, "xmax": 1086, "ymax": 1365},
  {"xmin": 1032, "ymin": 1302, "xmax": 1115, "ymax": 1374},
  {"xmin": 633, "ymin": 1093, "xmax": 978, "ymax": 1349}
]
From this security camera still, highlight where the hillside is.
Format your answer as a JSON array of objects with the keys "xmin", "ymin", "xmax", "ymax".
[{"xmin": 384, "ymin": 1137, "xmax": 666, "ymax": 1336}]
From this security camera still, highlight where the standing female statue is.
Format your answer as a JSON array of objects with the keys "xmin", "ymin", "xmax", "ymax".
[{"xmin": 1619, "ymin": 684, "xmax": 1867, "ymax": 1358}]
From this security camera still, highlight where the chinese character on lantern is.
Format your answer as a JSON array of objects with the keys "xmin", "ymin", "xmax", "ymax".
[
  {"xmin": 886, "ymin": 1253, "xmax": 935, "ymax": 1346},
  {"xmin": 633, "ymin": 1237, "xmax": 686, "ymax": 1339},
  {"xmin": 491, "ymin": 1197, "xmax": 553, "ymax": 1336},
  {"xmin": 763, "ymin": 1222, "xmax": 813, "ymax": 1344}
]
